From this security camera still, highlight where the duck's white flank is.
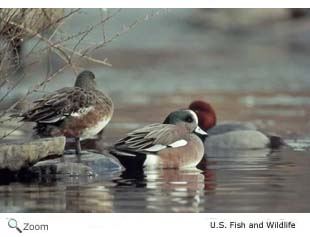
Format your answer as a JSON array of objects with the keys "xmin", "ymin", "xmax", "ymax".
[
  {"xmin": 144, "ymin": 154, "xmax": 159, "ymax": 168},
  {"xmin": 81, "ymin": 115, "xmax": 111, "ymax": 139},
  {"xmin": 169, "ymin": 139, "xmax": 188, "ymax": 148},
  {"xmin": 144, "ymin": 139, "xmax": 188, "ymax": 152},
  {"xmin": 145, "ymin": 144, "xmax": 167, "ymax": 152}
]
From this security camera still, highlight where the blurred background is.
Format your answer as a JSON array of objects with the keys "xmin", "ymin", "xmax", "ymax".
[{"xmin": 1, "ymin": 9, "xmax": 310, "ymax": 141}]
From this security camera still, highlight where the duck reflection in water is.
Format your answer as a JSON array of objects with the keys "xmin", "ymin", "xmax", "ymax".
[{"xmin": 112, "ymin": 167, "xmax": 208, "ymax": 212}]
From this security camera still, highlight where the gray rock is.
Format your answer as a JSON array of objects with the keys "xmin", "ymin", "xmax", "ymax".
[
  {"xmin": 0, "ymin": 136, "xmax": 65, "ymax": 171},
  {"xmin": 30, "ymin": 151, "xmax": 124, "ymax": 176},
  {"xmin": 30, "ymin": 159, "xmax": 95, "ymax": 176}
]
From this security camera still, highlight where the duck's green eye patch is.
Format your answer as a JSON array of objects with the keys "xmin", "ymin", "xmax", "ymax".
[{"xmin": 185, "ymin": 116, "xmax": 193, "ymax": 123}]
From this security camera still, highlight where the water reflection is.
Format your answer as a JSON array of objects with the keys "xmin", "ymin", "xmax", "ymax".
[
  {"xmin": 0, "ymin": 146, "xmax": 309, "ymax": 212},
  {"xmin": 112, "ymin": 168, "xmax": 205, "ymax": 212},
  {"xmin": 205, "ymin": 149, "xmax": 272, "ymax": 171}
]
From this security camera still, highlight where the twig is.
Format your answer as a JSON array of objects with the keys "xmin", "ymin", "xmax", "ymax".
[
  {"xmin": 81, "ymin": 9, "xmax": 163, "ymax": 57},
  {"xmin": 0, "ymin": 65, "xmax": 66, "ymax": 119},
  {"xmin": 0, "ymin": 122, "xmax": 25, "ymax": 140}
]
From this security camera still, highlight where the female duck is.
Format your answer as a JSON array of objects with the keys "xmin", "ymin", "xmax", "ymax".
[
  {"xmin": 22, "ymin": 70, "xmax": 114, "ymax": 154},
  {"xmin": 189, "ymin": 100, "xmax": 283, "ymax": 150},
  {"xmin": 110, "ymin": 109, "xmax": 208, "ymax": 170}
]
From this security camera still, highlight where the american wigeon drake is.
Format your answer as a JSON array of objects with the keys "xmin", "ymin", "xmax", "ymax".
[
  {"xmin": 110, "ymin": 109, "xmax": 208, "ymax": 170},
  {"xmin": 189, "ymin": 100, "xmax": 284, "ymax": 149},
  {"xmin": 22, "ymin": 70, "xmax": 114, "ymax": 154}
]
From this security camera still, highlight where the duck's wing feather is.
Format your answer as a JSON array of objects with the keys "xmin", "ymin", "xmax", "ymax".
[
  {"xmin": 22, "ymin": 87, "xmax": 97, "ymax": 123},
  {"xmin": 114, "ymin": 123, "xmax": 188, "ymax": 153}
]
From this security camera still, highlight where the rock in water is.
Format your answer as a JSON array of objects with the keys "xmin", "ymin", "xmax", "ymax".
[
  {"xmin": 30, "ymin": 159, "xmax": 95, "ymax": 176},
  {"xmin": 30, "ymin": 152, "xmax": 124, "ymax": 176},
  {"xmin": 0, "ymin": 137, "xmax": 65, "ymax": 171}
]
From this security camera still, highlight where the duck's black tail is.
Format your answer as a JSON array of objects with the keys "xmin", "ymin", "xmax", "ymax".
[
  {"xmin": 109, "ymin": 148, "xmax": 147, "ymax": 171},
  {"xmin": 268, "ymin": 134, "xmax": 286, "ymax": 149}
]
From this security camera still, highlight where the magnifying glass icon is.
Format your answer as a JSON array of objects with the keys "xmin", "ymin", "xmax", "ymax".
[{"xmin": 8, "ymin": 218, "xmax": 22, "ymax": 233}]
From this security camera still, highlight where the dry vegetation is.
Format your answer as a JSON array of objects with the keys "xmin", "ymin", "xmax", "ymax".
[{"xmin": 0, "ymin": 8, "xmax": 162, "ymax": 140}]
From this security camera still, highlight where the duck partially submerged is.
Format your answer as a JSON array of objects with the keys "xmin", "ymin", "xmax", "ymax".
[
  {"xmin": 21, "ymin": 70, "xmax": 114, "ymax": 154},
  {"xmin": 110, "ymin": 109, "xmax": 208, "ymax": 170},
  {"xmin": 189, "ymin": 100, "xmax": 284, "ymax": 150}
]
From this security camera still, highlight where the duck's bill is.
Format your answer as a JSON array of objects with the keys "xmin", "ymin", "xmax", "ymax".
[{"xmin": 194, "ymin": 126, "xmax": 208, "ymax": 136}]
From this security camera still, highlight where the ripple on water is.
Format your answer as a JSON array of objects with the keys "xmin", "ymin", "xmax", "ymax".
[
  {"xmin": 0, "ymin": 146, "xmax": 309, "ymax": 212},
  {"xmin": 286, "ymin": 139, "xmax": 310, "ymax": 151}
]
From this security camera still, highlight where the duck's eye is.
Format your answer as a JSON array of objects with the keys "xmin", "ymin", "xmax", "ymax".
[{"xmin": 185, "ymin": 116, "xmax": 193, "ymax": 123}]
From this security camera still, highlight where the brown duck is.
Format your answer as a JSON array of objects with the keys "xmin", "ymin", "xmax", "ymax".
[{"xmin": 22, "ymin": 70, "xmax": 113, "ymax": 154}]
